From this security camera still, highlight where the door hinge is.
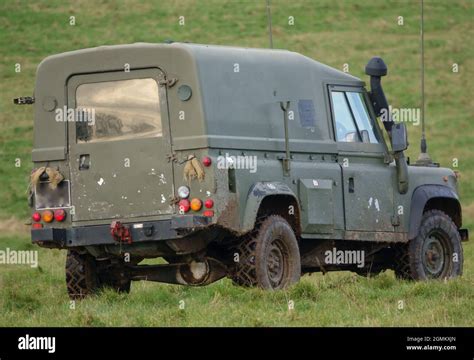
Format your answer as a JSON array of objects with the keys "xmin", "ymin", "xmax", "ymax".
[
  {"xmin": 166, "ymin": 152, "xmax": 178, "ymax": 163},
  {"xmin": 160, "ymin": 78, "xmax": 178, "ymax": 88},
  {"xmin": 169, "ymin": 195, "xmax": 180, "ymax": 205},
  {"xmin": 391, "ymin": 215, "xmax": 400, "ymax": 227}
]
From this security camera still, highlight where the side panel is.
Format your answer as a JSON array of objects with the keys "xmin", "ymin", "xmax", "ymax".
[{"xmin": 298, "ymin": 178, "xmax": 334, "ymax": 234}]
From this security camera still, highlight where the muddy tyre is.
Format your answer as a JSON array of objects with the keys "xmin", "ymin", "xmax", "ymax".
[
  {"xmin": 394, "ymin": 210, "xmax": 463, "ymax": 280},
  {"xmin": 66, "ymin": 251, "xmax": 131, "ymax": 299},
  {"xmin": 66, "ymin": 250, "xmax": 100, "ymax": 300},
  {"xmin": 231, "ymin": 215, "xmax": 301, "ymax": 289}
]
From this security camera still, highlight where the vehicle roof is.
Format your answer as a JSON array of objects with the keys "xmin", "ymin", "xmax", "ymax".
[{"xmin": 33, "ymin": 43, "xmax": 365, "ymax": 160}]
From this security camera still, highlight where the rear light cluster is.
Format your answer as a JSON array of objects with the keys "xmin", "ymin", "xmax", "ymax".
[
  {"xmin": 177, "ymin": 182, "xmax": 214, "ymax": 217},
  {"xmin": 179, "ymin": 197, "xmax": 213, "ymax": 214},
  {"xmin": 32, "ymin": 209, "xmax": 67, "ymax": 223}
]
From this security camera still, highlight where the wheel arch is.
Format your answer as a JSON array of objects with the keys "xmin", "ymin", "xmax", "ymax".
[
  {"xmin": 241, "ymin": 182, "xmax": 301, "ymax": 236},
  {"xmin": 408, "ymin": 184, "xmax": 462, "ymax": 240}
]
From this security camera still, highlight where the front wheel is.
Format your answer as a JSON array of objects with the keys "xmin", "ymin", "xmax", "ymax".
[
  {"xmin": 394, "ymin": 210, "xmax": 463, "ymax": 280},
  {"xmin": 231, "ymin": 215, "xmax": 301, "ymax": 289}
]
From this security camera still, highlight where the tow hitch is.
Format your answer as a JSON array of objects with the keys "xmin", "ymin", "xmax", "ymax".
[{"xmin": 110, "ymin": 221, "xmax": 133, "ymax": 244}]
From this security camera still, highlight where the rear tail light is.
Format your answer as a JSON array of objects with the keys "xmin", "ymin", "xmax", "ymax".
[
  {"xmin": 190, "ymin": 198, "xmax": 202, "ymax": 211},
  {"xmin": 54, "ymin": 209, "xmax": 66, "ymax": 222},
  {"xmin": 32, "ymin": 223, "xmax": 43, "ymax": 229},
  {"xmin": 179, "ymin": 199, "xmax": 191, "ymax": 213},
  {"xmin": 42, "ymin": 210, "xmax": 54, "ymax": 223},
  {"xmin": 32, "ymin": 212, "xmax": 41, "ymax": 222},
  {"xmin": 203, "ymin": 210, "xmax": 214, "ymax": 217},
  {"xmin": 202, "ymin": 156, "xmax": 212, "ymax": 167},
  {"xmin": 204, "ymin": 199, "xmax": 214, "ymax": 208}
]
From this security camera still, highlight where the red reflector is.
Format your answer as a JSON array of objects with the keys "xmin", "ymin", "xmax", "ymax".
[
  {"xmin": 203, "ymin": 210, "xmax": 214, "ymax": 217},
  {"xmin": 32, "ymin": 212, "xmax": 41, "ymax": 222},
  {"xmin": 202, "ymin": 156, "xmax": 212, "ymax": 167},
  {"xmin": 204, "ymin": 199, "xmax": 214, "ymax": 209},
  {"xmin": 178, "ymin": 199, "xmax": 191, "ymax": 213},
  {"xmin": 32, "ymin": 223, "xmax": 43, "ymax": 229},
  {"xmin": 54, "ymin": 209, "xmax": 66, "ymax": 222}
]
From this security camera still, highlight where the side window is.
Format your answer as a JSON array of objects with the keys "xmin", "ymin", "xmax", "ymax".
[
  {"xmin": 346, "ymin": 92, "xmax": 379, "ymax": 143},
  {"xmin": 330, "ymin": 90, "xmax": 379, "ymax": 144},
  {"xmin": 331, "ymin": 91, "xmax": 360, "ymax": 142},
  {"xmin": 75, "ymin": 78, "xmax": 162, "ymax": 143}
]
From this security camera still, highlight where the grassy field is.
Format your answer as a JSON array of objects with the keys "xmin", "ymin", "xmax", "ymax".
[{"xmin": 0, "ymin": 0, "xmax": 473, "ymax": 326}]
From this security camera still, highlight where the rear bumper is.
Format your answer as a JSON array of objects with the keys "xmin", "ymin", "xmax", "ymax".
[{"xmin": 31, "ymin": 215, "xmax": 212, "ymax": 248}]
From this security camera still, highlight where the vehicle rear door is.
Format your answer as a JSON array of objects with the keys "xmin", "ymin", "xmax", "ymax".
[{"xmin": 67, "ymin": 68, "xmax": 174, "ymax": 222}]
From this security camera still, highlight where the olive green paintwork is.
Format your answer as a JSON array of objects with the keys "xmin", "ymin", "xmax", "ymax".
[{"xmin": 31, "ymin": 42, "xmax": 461, "ymax": 243}]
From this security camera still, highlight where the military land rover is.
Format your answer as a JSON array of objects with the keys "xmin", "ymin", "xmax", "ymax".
[{"xmin": 18, "ymin": 43, "xmax": 468, "ymax": 299}]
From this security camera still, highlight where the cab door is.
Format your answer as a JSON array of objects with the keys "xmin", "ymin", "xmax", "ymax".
[
  {"xmin": 67, "ymin": 68, "xmax": 174, "ymax": 222},
  {"xmin": 328, "ymin": 85, "xmax": 395, "ymax": 232}
]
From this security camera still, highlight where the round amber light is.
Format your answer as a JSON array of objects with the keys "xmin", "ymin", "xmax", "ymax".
[
  {"xmin": 190, "ymin": 198, "xmax": 202, "ymax": 211},
  {"xmin": 42, "ymin": 210, "xmax": 54, "ymax": 223}
]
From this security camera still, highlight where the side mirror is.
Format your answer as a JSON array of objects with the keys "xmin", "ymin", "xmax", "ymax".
[{"xmin": 391, "ymin": 122, "xmax": 408, "ymax": 153}]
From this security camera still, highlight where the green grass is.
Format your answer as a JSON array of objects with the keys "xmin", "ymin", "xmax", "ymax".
[
  {"xmin": 0, "ymin": 0, "xmax": 473, "ymax": 326},
  {"xmin": 1, "ymin": 235, "xmax": 473, "ymax": 326}
]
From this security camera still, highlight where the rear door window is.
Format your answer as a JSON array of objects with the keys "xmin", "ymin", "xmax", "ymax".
[{"xmin": 75, "ymin": 78, "xmax": 162, "ymax": 143}]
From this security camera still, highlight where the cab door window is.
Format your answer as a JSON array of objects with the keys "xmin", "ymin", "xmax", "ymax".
[
  {"xmin": 330, "ymin": 90, "xmax": 379, "ymax": 144},
  {"xmin": 331, "ymin": 91, "xmax": 361, "ymax": 142},
  {"xmin": 346, "ymin": 92, "xmax": 379, "ymax": 143}
]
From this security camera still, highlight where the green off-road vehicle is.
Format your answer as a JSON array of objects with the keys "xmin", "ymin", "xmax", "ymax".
[{"xmin": 18, "ymin": 42, "xmax": 468, "ymax": 299}]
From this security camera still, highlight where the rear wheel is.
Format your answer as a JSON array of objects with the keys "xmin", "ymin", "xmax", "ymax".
[
  {"xmin": 394, "ymin": 210, "xmax": 463, "ymax": 280},
  {"xmin": 65, "ymin": 251, "xmax": 131, "ymax": 299},
  {"xmin": 231, "ymin": 216, "xmax": 301, "ymax": 289},
  {"xmin": 66, "ymin": 250, "xmax": 99, "ymax": 300}
]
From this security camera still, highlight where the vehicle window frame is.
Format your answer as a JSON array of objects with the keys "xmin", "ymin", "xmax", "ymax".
[
  {"xmin": 67, "ymin": 68, "xmax": 167, "ymax": 147},
  {"xmin": 75, "ymin": 78, "xmax": 163, "ymax": 144},
  {"xmin": 327, "ymin": 84, "xmax": 387, "ymax": 155}
]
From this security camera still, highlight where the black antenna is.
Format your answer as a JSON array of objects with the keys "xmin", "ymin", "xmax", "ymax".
[
  {"xmin": 266, "ymin": 0, "xmax": 273, "ymax": 48},
  {"xmin": 416, "ymin": 0, "xmax": 432, "ymax": 165}
]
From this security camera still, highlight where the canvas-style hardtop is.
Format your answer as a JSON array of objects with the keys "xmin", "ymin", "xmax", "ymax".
[{"xmin": 33, "ymin": 42, "xmax": 363, "ymax": 160}]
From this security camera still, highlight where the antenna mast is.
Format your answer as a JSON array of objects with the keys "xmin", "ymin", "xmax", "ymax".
[
  {"xmin": 266, "ymin": 0, "xmax": 273, "ymax": 48},
  {"xmin": 416, "ymin": 0, "xmax": 432, "ymax": 165}
]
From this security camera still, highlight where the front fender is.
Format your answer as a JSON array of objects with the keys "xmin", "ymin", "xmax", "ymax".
[
  {"xmin": 408, "ymin": 184, "xmax": 461, "ymax": 239},
  {"xmin": 241, "ymin": 182, "xmax": 298, "ymax": 233}
]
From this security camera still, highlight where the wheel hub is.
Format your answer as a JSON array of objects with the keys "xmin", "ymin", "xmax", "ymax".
[
  {"xmin": 267, "ymin": 240, "xmax": 285, "ymax": 287},
  {"xmin": 422, "ymin": 234, "xmax": 446, "ymax": 277}
]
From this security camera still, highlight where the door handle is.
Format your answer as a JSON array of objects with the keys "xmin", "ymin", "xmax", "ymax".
[
  {"xmin": 348, "ymin": 177, "xmax": 355, "ymax": 193},
  {"xmin": 79, "ymin": 154, "xmax": 90, "ymax": 170}
]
